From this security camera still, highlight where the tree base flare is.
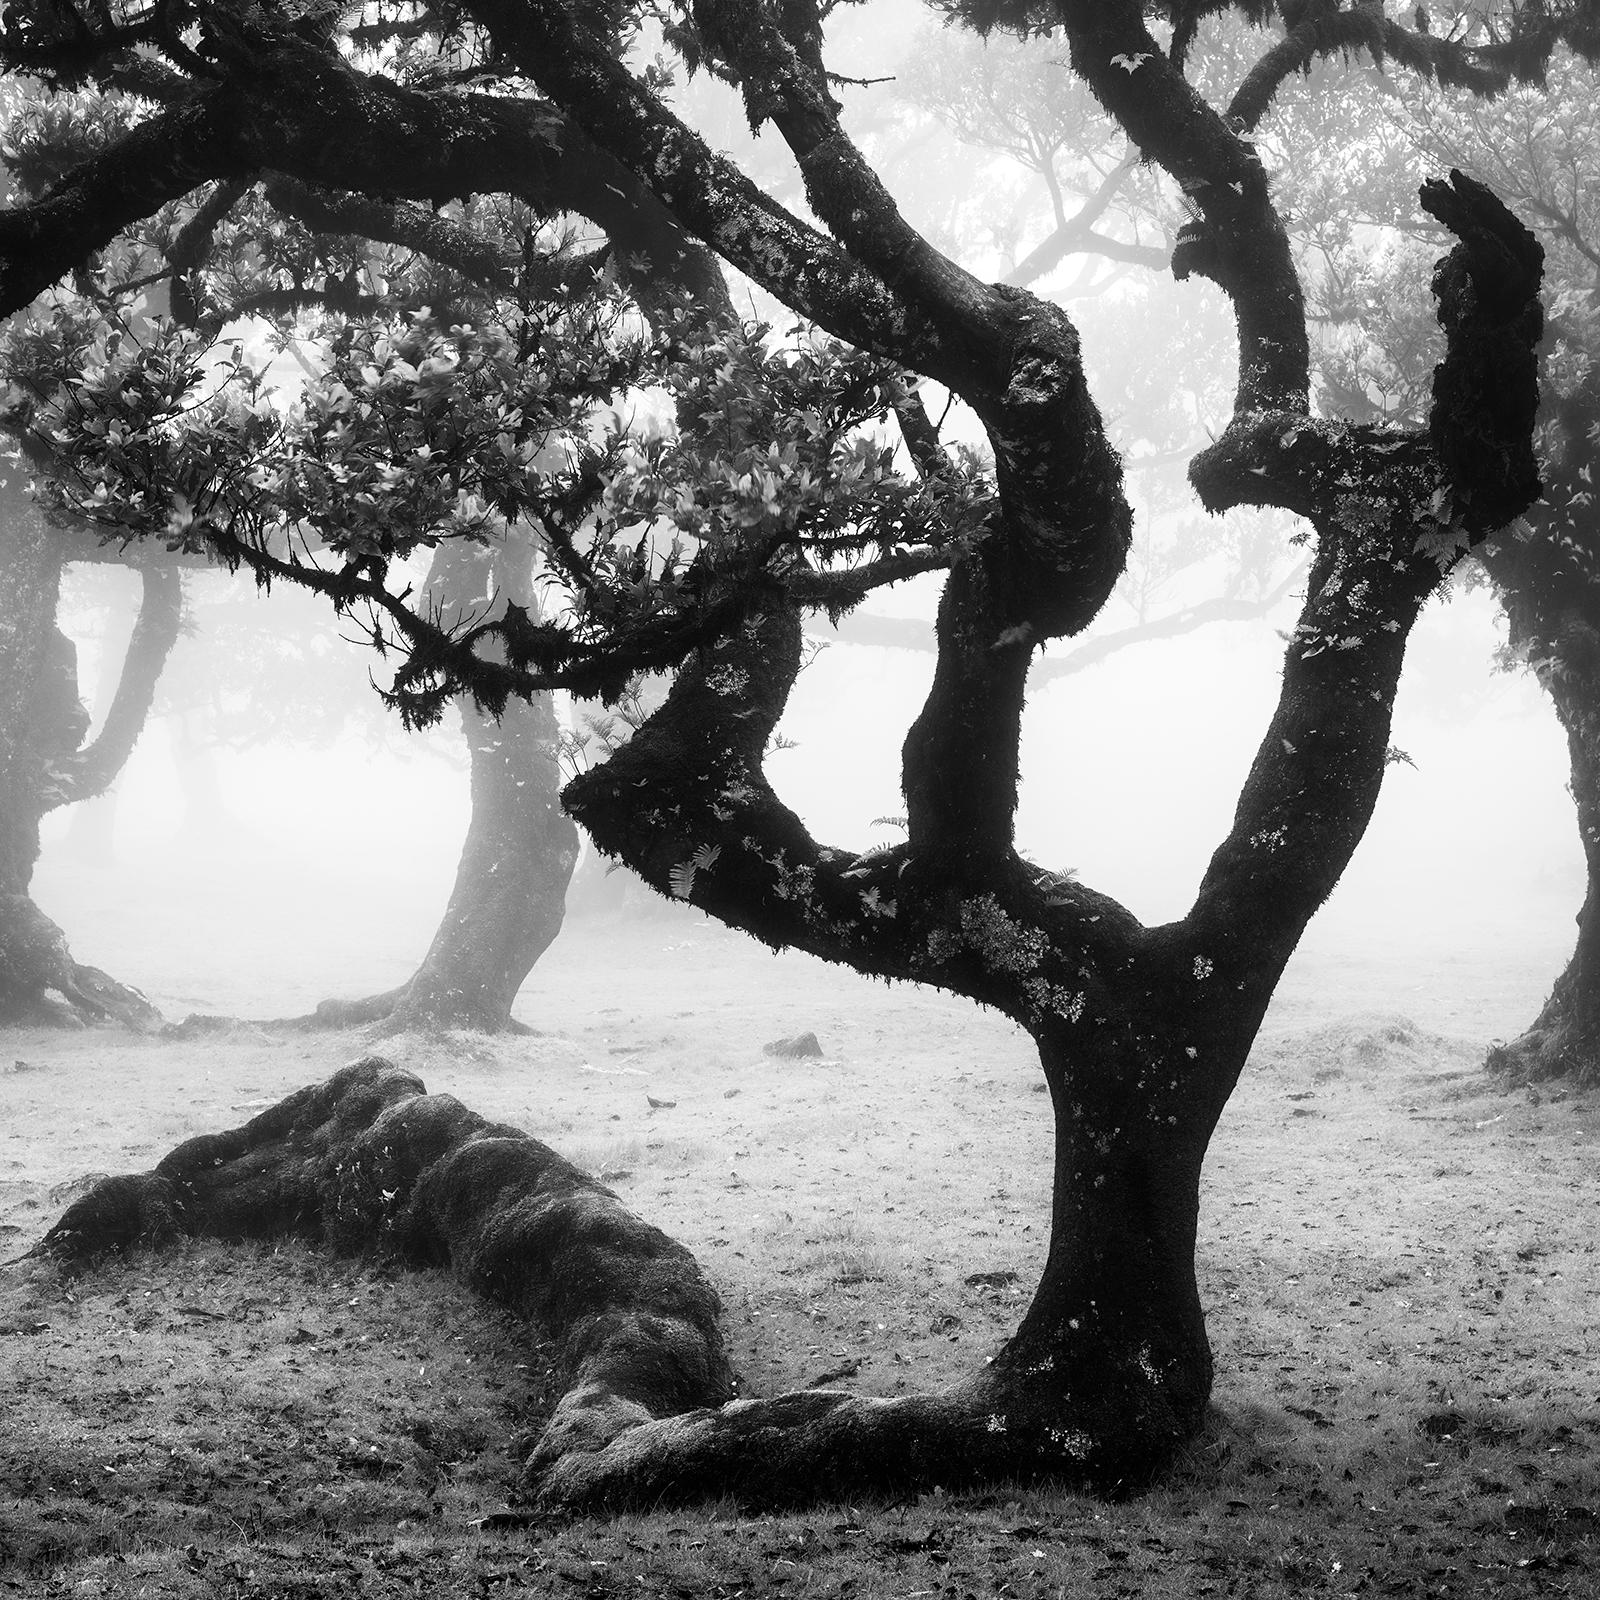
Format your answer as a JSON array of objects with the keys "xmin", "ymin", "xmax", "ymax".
[
  {"xmin": 283, "ymin": 985, "xmax": 537, "ymax": 1035},
  {"xmin": 1487, "ymin": 1017, "xmax": 1600, "ymax": 1087},
  {"xmin": 165, "ymin": 989, "xmax": 541, "ymax": 1039},
  {"xmin": 531, "ymin": 1367, "xmax": 1193, "ymax": 1511},
  {"xmin": 0, "ymin": 894, "xmax": 161, "ymax": 1030},
  {"xmin": 1487, "ymin": 959, "xmax": 1600, "ymax": 1087}
]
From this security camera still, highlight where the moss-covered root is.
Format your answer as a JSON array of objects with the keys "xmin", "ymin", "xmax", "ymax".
[
  {"xmin": 527, "ymin": 1361, "xmax": 1180, "ymax": 1511},
  {"xmin": 36, "ymin": 1055, "xmax": 735, "ymax": 1474}
]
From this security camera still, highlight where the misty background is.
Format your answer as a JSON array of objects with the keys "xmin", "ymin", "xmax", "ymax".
[{"xmin": 33, "ymin": 558, "xmax": 1578, "ymax": 1035}]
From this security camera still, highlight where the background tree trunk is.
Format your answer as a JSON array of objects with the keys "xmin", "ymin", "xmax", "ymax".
[
  {"xmin": 299, "ymin": 534, "xmax": 578, "ymax": 1035},
  {"xmin": 1482, "ymin": 603, "xmax": 1600, "ymax": 1084},
  {"xmin": 1479, "ymin": 382, "xmax": 1600, "ymax": 1085},
  {"xmin": 0, "ymin": 507, "xmax": 173, "ymax": 1028}
]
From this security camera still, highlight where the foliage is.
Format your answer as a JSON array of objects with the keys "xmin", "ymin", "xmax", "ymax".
[{"xmin": 4, "ymin": 283, "xmax": 993, "ymax": 721}]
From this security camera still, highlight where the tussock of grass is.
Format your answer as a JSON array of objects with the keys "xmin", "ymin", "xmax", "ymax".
[
  {"xmin": 562, "ymin": 1134, "xmax": 709, "ymax": 1180},
  {"xmin": 781, "ymin": 1219, "xmax": 895, "ymax": 1289}
]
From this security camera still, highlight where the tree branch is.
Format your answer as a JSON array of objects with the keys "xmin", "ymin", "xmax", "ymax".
[
  {"xmin": 1002, "ymin": 149, "xmax": 1166, "ymax": 287},
  {"xmin": 260, "ymin": 178, "xmax": 519, "ymax": 294},
  {"xmin": 1231, "ymin": 2, "xmax": 1600, "ymax": 135},
  {"xmin": 0, "ymin": 22, "xmax": 722, "ymax": 318},
  {"xmin": 1180, "ymin": 168, "xmax": 1546, "ymax": 994},
  {"xmin": 1059, "ymin": 3, "xmax": 1309, "ymax": 417},
  {"xmin": 53, "ymin": 563, "xmax": 182, "ymax": 806}
]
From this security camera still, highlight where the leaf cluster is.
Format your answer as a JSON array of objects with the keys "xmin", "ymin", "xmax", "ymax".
[{"xmin": 4, "ymin": 284, "xmax": 994, "ymax": 726}]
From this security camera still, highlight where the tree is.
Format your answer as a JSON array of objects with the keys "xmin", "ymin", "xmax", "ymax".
[
  {"xmin": 0, "ymin": 96, "xmax": 186, "ymax": 1026},
  {"xmin": 0, "ymin": 466, "xmax": 177, "ymax": 1027},
  {"xmin": 0, "ymin": 98, "xmax": 629, "ymax": 1034},
  {"xmin": 0, "ymin": 0, "xmax": 1580, "ymax": 1506},
  {"xmin": 301, "ymin": 531, "xmax": 579, "ymax": 1034}
]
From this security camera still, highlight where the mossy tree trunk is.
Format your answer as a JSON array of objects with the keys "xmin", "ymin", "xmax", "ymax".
[
  {"xmin": 0, "ymin": 508, "xmax": 177, "ymax": 1028},
  {"xmin": 532, "ymin": 6, "xmax": 1543, "ymax": 1488}
]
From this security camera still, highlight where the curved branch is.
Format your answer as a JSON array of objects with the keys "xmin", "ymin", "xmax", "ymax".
[
  {"xmin": 1004, "ymin": 222, "xmax": 1170, "ymax": 288},
  {"xmin": 1182, "ymin": 171, "xmax": 1545, "ymax": 986},
  {"xmin": 1230, "ymin": 3, "xmax": 1600, "ymax": 136},
  {"xmin": 1002, "ymin": 149, "xmax": 1167, "ymax": 288},
  {"xmin": 690, "ymin": 0, "xmax": 1002, "ymax": 331},
  {"xmin": 53, "ymin": 562, "xmax": 183, "ymax": 807},
  {"xmin": 0, "ymin": 22, "xmax": 723, "ymax": 318},
  {"xmin": 260, "ymin": 178, "xmax": 518, "ymax": 295},
  {"xmin": 1060, "ymin": 0, "xmax": 1309, "ymax": 416}
]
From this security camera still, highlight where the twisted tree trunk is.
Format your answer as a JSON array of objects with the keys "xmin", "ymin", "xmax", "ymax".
[{"xmin": 0, "ymin": 508, "xmax": 176, "ymax": 1028}]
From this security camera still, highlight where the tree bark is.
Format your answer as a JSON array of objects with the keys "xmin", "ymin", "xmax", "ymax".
[
  {"xmin": 1483, "ymin": 630, "xmax": 1600, "ymax": 1085},
  {"xmin": 296, "ymin": 535, "xmax": 578, "ymax": 1035},
  {"xmin": 1478, "ymin": 397, "xmax": 1600, "ymax": 1084},
  {"xmin": 0, "ymin": 504, "xmax": 173, "ymax": 1028}
]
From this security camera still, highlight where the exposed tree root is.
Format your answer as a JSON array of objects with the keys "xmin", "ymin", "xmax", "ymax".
[
  {"xmin": 0, "ymin": 894, "xmax": 162, "ymax": 1030},
  {"xmin": 168, "ymin": 989, "xmax": 540, "ymax": 1039},
  {"xmin": 528, "ymin": 1359, "xmax": 1187, "ymax": 1510},
  {"xmin": 36, "ymin": 1057, "xmax": 735, "ymax": 1504},
  {"xmin": 1487, "ymin": 960, "xmax": 1599, "ymax": 1087},
  {"xmin": 254, "ymin": 987, "xmax": 537, "ymax": 1036}
]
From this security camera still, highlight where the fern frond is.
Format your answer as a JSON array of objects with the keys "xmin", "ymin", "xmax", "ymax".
[{"xmin": 842, "ymin": 841, "xmax": 900, "ymax": 878}]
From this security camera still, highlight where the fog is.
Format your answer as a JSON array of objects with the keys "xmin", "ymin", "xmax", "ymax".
[{"xmin": 34, "ymin": 560, "xmax": 1581, "ymax": 1037}]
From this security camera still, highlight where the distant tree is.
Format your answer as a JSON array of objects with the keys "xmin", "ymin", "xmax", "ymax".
[
  {"xmin": 0, "ymin": 0, "xmax": 1580, "ymax": 1508},
  {"xmin": 300, "ymin": 530, "xmax": 579, "ymax": 1033},
  {"xmin": 0, "ymin": 93, "xmax": 183, "ymax": 1023},
  {"xmin": 0, "ymin": 477, "xmax": 174, "ymax": 1026},
  {"xmin": 0, "ymin": 82, "xmax": 701, "ymax": 1030}
]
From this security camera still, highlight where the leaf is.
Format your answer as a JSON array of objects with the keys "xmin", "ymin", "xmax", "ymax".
[
  {"xmin": 668, "ymin": 862, "xmax": 696, "ymax": 898},
  {"xmin": 1413, "ymin": 521, "xmax": 1470, "ymax": 571}
]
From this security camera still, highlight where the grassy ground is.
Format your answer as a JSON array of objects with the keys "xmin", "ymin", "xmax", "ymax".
[{"xmin": 2, "ymin": 910, "xmax": 1597, "ymax": 1597}]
